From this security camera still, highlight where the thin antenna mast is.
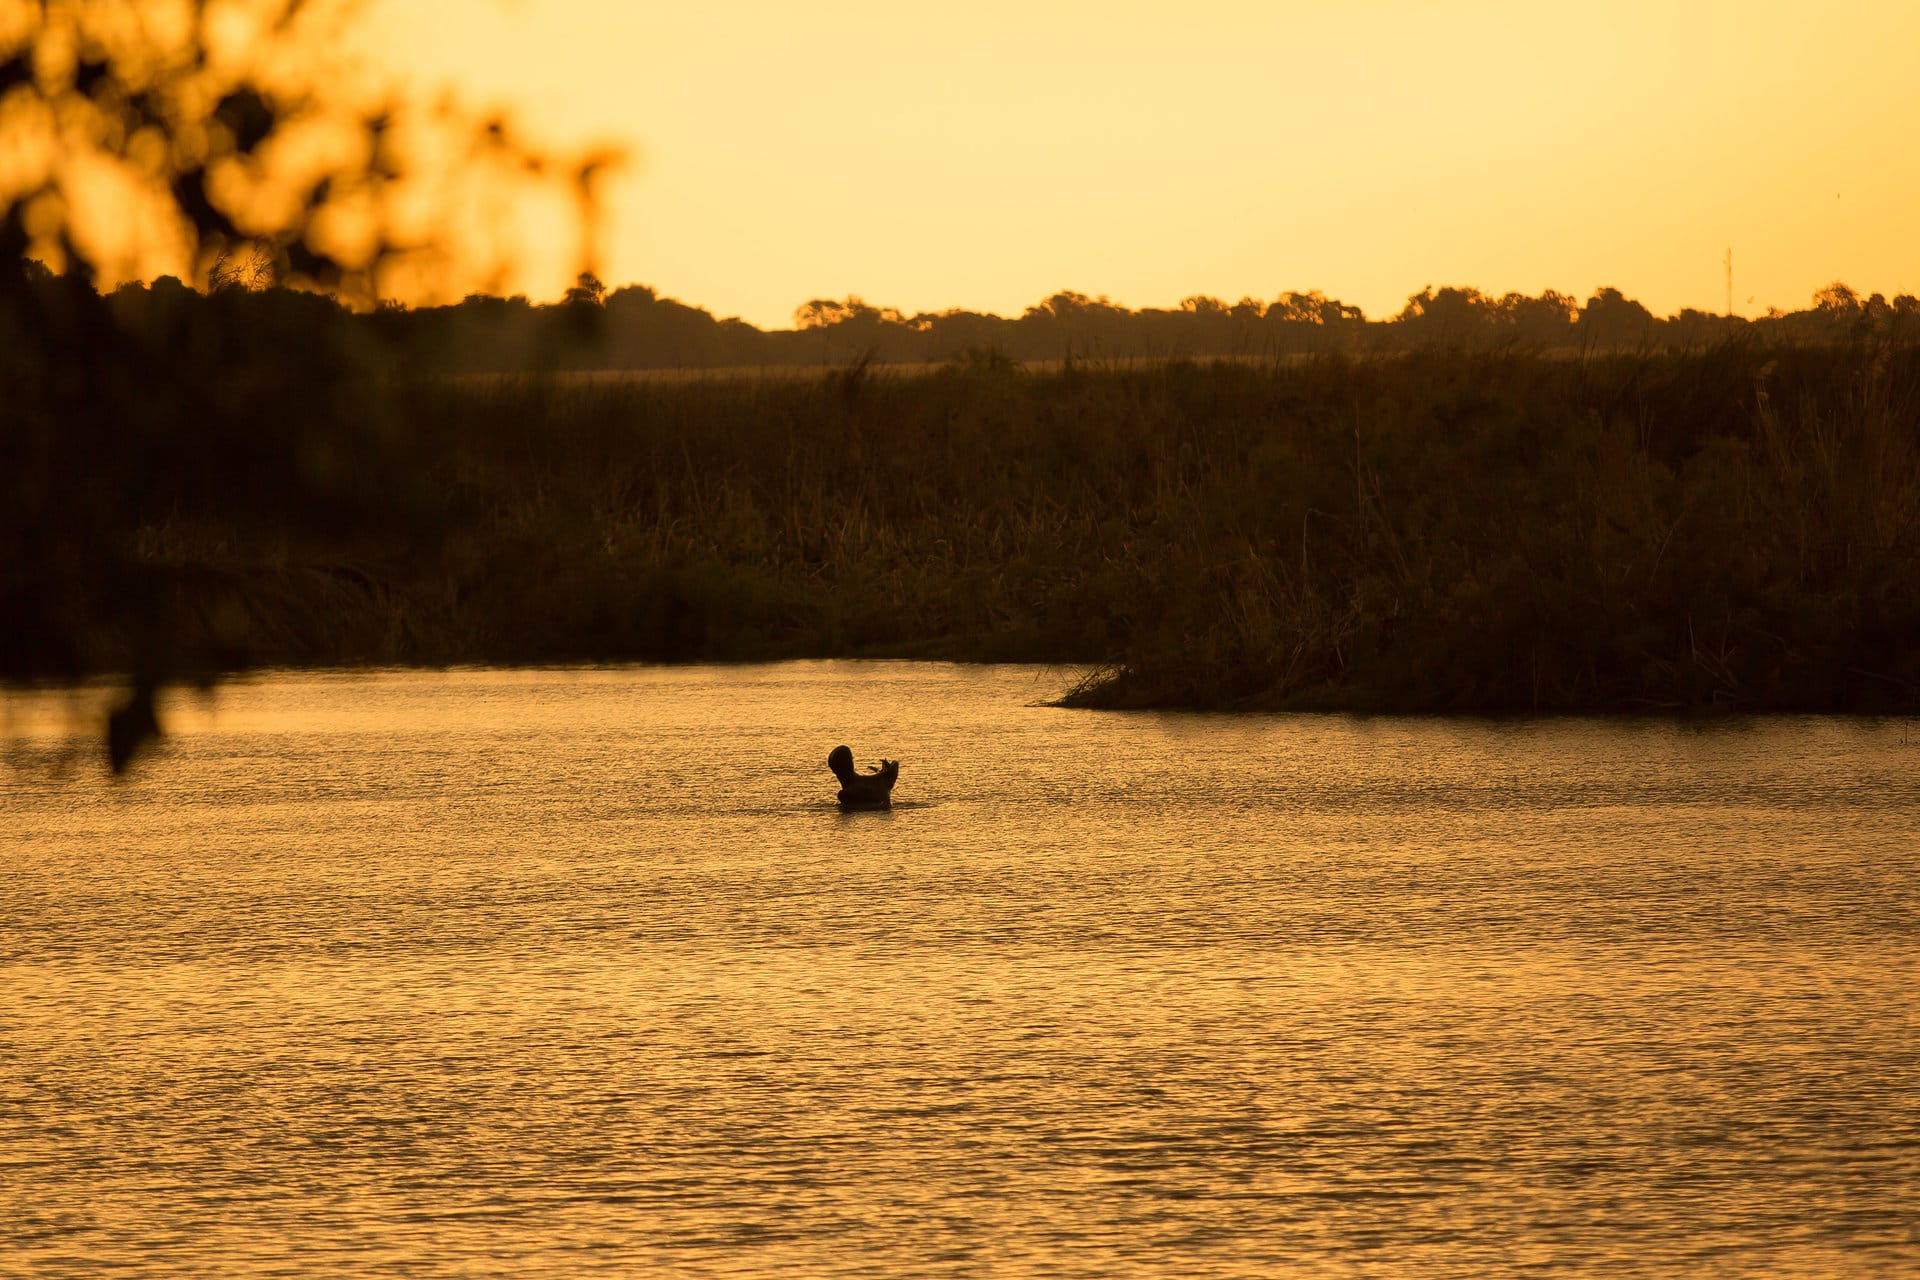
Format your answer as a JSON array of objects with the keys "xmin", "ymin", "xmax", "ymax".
[{"xmin": 1724, "ymin": 248, "xmax": 1733, "ymax": 317}]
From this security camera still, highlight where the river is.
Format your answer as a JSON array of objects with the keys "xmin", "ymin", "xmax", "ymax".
[{"xmin": 4, "ymin": 663, "xmax": 1917, "ymax": 1276}]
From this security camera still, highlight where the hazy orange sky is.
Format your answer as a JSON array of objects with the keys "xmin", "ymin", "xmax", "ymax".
[{"xmin": 364, "ymin": 0, "xmax": 1919, "ymax": 328}]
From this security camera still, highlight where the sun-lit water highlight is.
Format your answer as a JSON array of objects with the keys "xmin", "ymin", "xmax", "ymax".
[{"xmin": 4, "ymin": 664, "xmax": 1918, "ymax": 1276}]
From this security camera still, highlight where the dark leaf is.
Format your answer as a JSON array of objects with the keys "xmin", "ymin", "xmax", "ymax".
[
  {"xmin": 282, "ymin": 237, "xmax": 342, "ymax": 285},
  {"xmin": 0, "ymin": 52, "xmax": 34, "ymax": 97},
  {"xmin": 171, "ymin": 168, "xmax": 237, "ymax": 241},
  {"xmin": 127, "ymin": 89, "xmax": 167, "ymax": 129},
  {"xmin": 74, "ymin": 57, "xmax": 114, "ymax": 99},
  {"xmin": 214, "ymin": 88, "xmax": 276, "ymax": 154}
]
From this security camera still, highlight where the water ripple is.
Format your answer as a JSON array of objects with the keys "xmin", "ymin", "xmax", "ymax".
[{"xmin": 4, "ymin": 665, "xmax": 1918, "ymax": 1277}]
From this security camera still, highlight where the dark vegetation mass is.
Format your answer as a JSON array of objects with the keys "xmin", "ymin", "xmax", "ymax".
[
  {"xmin": 9, "ymin": 266, "xmax": 1919, "ymax": 721},
  {"xmin": 0, "ymin": 0, "xmax": 602, "ymax": 766},
  {"xmin": 8, "ymin": 4, "xmax": 1920, "ymax": 775}
]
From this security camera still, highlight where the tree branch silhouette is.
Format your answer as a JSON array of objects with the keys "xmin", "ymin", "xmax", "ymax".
[{"xmin": 0, "ymin": 0, "xmax": 615, "ymax": 770}]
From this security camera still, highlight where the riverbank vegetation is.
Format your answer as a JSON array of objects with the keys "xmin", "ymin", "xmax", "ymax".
[
  {"xmin": 417, "ymin": 340, "xmax": 1920, "ymax": 713},
  {"xmin": 16, "ymin": 300, "xmax": 1915, "ymax": 714}
]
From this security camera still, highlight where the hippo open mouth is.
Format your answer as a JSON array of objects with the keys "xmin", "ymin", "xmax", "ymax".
[{"xmin": 828, "ymin": 745, "xmax": 899, "ymax": 810}]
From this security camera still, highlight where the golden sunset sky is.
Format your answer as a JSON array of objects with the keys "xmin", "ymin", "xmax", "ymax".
[{"xmin": 363, "ymin": 0, "xmax": 1919, "ymax": 328}]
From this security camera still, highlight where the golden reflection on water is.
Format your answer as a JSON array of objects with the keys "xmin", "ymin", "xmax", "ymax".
[{"xmin": 4, "ymin": 664, "xmax": 1919, "ymax": 1277}]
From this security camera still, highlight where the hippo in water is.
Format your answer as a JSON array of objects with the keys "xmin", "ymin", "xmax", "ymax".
[{"xmin": 829, "ymin": 745, "xmax": 898, "ymax": 810}]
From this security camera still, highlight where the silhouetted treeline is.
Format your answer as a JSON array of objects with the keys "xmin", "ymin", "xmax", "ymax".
[{"xmin": 86, "ymin": 273, "xmax": 1920, "ymax": 374}]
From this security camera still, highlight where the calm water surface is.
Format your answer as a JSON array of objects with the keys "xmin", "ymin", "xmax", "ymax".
[{"xmin": 4, "ymin": 663, "xmax": 1918, "ymax": 1277}]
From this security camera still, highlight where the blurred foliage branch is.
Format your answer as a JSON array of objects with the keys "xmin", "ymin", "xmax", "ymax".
[{"xmin": 0, "ymin": 0, "xmax": 613, "ymax": 770}]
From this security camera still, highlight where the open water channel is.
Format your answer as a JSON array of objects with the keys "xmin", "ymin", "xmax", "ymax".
[{"xmin": 4, "ymin": 663, "xmax": 1917, "ymax": 1277}]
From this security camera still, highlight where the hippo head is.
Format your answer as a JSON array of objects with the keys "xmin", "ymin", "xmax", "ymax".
[{"xmin": 827, "ymin": 744, "xmax": 855, "ymax": 783}]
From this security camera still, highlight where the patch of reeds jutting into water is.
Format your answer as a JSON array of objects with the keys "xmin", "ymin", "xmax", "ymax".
[{"xmin": 149, "ymin": 343, "xmax": 1920, "ymax": 712}]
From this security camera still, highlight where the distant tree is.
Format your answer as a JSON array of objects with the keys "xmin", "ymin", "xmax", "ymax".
[
  {"xmin": 1667, "ymin": 307, "xmax": 1745, "ymax": 349},
  {"xmin": 794, "ymin": 295, "xmax": 904, "ymax": 329},
  {"xmin": 790, "ymin": 295, "xmax": 914, "ymax": 362},
  {"xmin": 1397, "ymin": 286, "xmax": 1498, "ymax": 347},
  {"xmin": 916, "ymin": 308, "xmax": 1007, "ymax": 362},
  {"xmin": 599, "ymin": 286, "xmax": 734, "ymax": 367},
  {"xmin": 1577, "ymin": 287, "xmax": 1658, "ymax": 350},
  {"xmin": 1493, "ymin": 290, "xmax": 1579, "ymax": 346},
  {"xmin": 1794, "ymin": 282, "xmax": 1874, "ymax": 343},
  {"xmin": 1812, "ymin": 282, "xmax": 1862, "ymax": 315},
  {"xmin": 1270, "ymin": 290, "xmax": 1362, "ymax": 326},
  {"xmin": 1265, "ymin": 291, "xmax": 1365, "ymax": 354},
  {"xmin": 1023, "ymin": 291, "xmax": 1126, "ymax": 322},
  {"xmin": 794, "ymin": 298, "xmax": 843, "ymax": 329},
  {"xmin": 606, "ymin": 284, "xmax": 659, "ymax": 309},
  {"xmin": 1019, "ymin": 291, "xmax": 1132, "ymax": 358},
  {"xmin": 563, "ymin": 272, "xmax": 607, "ymax": 306}
]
